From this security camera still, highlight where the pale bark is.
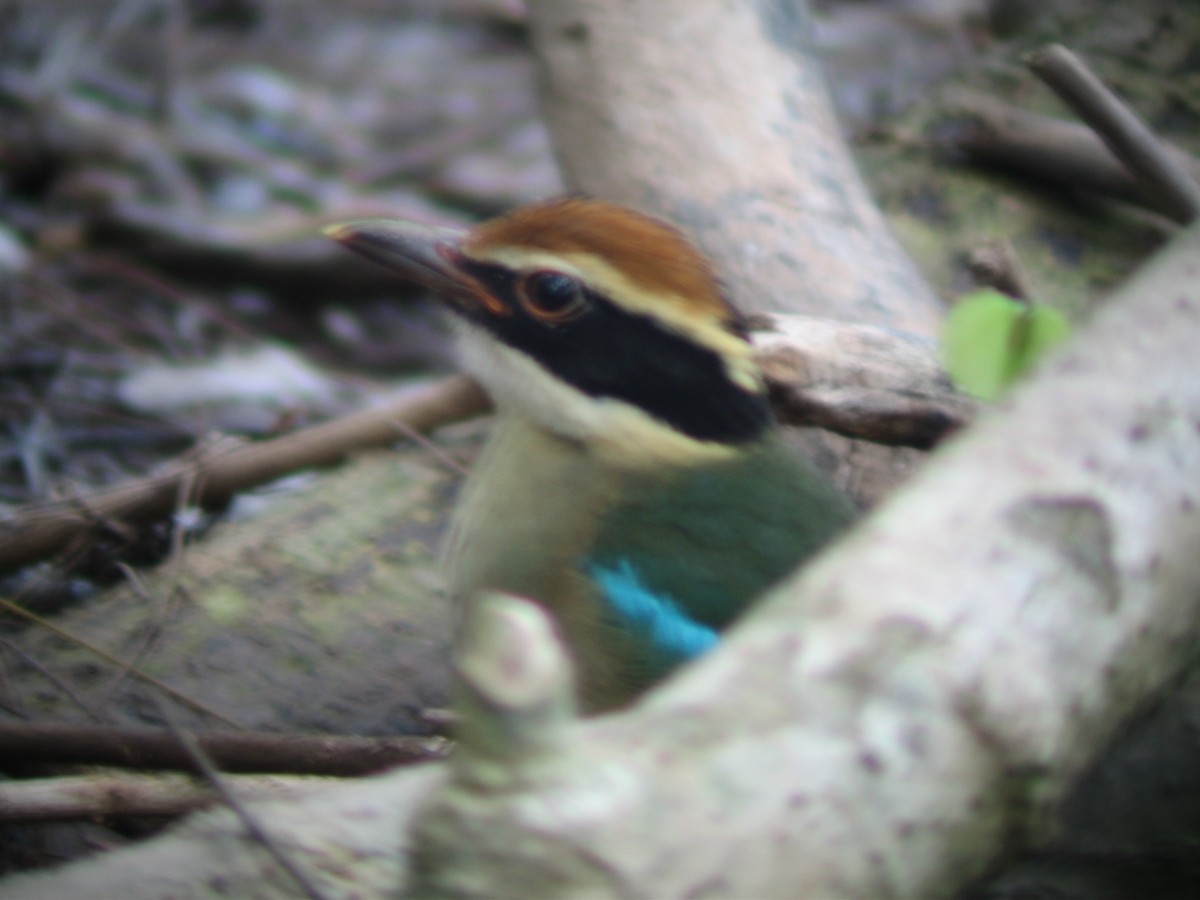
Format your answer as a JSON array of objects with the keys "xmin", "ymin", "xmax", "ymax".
[
  {"xmin": 0, "ymin": 772, "xmax": 336, "ymax": 823},
  {"xmin": 5, "ymin": 3, "xmax": 1195, "ymax": 897},
  {"xmin": 0, "ymin": 768, "xmax": 445, "ymax": 899},
  {"xmin": 5, "ymin": 218, "xmax": 1198, "ymax": 900},
  {"xmin": 527, "ymin": 0, "xmax": 943, "ymax": 333},
  {"xmin": 754, "ymin": 314, "xmax": 977, "ymax": 448},
  {"xmin": 405, "ymin": 221, "xmax": 1200, "ymax": 897}
]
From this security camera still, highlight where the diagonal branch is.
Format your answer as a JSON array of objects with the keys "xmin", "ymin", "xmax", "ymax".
[
  {"xmin": 0, "ymin": 375, "xmax": 489, "ymax": 576},
  {"xmin": 8, "ymin": 207, "xmax": 1199, "ymax": 900},
  {"xmin": 1027, "ymin": 43, "xmax": 1200, "ymax": 223}
]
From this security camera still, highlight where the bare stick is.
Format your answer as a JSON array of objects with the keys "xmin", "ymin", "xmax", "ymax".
[
  {"xmin": 0, "ymin": 639, "xmax": 25, "ymax": 719},
  {"xmin": 0, "ymin": 771, "xmax": 334, "ymax": 823},
  {"xmin": 940, "ymin": 91, "xmax": 1199, "ymax": 218},
  {"xmin": 1027, "ymin": 44, "xmax": 1200, "ymax": 223},
  {"xmin": 0, "ymin": 722, "xmax": 449, "ymax": 776},
  {"xmin": 0, "ymin": 375, "xmax": 490, "ymax": 576}
]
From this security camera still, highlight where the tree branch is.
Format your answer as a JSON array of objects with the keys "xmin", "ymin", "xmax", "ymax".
[
  {"xmin": 0, "ymin": 771, "xmax": 336, "ymax": 823},
  {"xmin": 1027, "ymin": 43, "xmax": 1200, "ymax": 224},
  {"xmin": 526, "ymin": 0, "xmax": 943, "ymax": 333},
  {"xmin": 7, "ymin": 210, "xmax": 1199, "ymax": 900},
  {"xmin": 0, "ymin": 723, "xmax": 449, "ymax": 777},
  {"xmin": 404, "ymin": 225, "xmax": 1200, "ymax": 898},
  {"xmin": 754, "ymin": 314, "xmax": 976, "ymax": 449},
  {"xmin": 942, "ymin": 90, "xmax": 1200, "ymax": 221},
  {"xmin": 0, "ymin": 375, "xmax": 489, "ymax": 576}
]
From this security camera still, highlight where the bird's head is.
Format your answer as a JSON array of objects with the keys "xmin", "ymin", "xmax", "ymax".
[{"xmin": 326, "ymin": 198, "xmax": 772, "ymax": 466}]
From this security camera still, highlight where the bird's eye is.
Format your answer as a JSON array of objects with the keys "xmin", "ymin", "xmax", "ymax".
[{"xmin": 517, "ymin": 270, "xmax": 588, "ymax": 323}]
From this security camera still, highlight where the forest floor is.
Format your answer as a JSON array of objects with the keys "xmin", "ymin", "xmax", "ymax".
[{"xmin": 0, "ymin": 0, "xmax": 1192, "ymax": 883}]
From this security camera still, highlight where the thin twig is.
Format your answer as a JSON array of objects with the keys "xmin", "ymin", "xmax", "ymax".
[
  {"xmin": 102, "ymin": 561, "xmax": 179, "ymax": 705},
  {"xmin": 0, "ymin": 722, "xmax": 450, "ymax": 775},
  {"xmin": 387, "ymin": 415, "xmax": 472, "ymax": 477},
  {"xmin": 155, "ymin": 697, "xmax": 331, "ymax": 900},
  {"xmin": 102, "ymin": 466, "xmax": 195, "ymax": 705},
  {"xmin": 0, "ymin": 597, "xmax": 242, "ymax": 728},
  {"xmin": 0, "ymin": 641, "xmax": 23, "ymax": 719},
  {"xmin": 0, "ymin": 636, "xmax": 105, "ymax": 724},
  {"xmin": 0, "ymin": 374, "xmax": 490, "ymax": 575},
  {"xmin": 1027, "ymin": 43, "xmax": 1200, "ymax": 224},
  {"xmin": 0, "ymin": 771, "xmax": 335, "ymax": 823}
]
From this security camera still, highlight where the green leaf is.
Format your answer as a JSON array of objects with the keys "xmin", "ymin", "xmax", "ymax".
[{"xmin": 942, "ymin": 289, "xmax": 1071, "ymax": 401}]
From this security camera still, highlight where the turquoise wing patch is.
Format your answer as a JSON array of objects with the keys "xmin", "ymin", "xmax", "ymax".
[{"xmin": 589, "ymin": 559, "xmax": 719, "ymax": 665}]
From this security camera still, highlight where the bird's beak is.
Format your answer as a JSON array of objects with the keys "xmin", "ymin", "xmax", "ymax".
[{"xmin": 323, "ymin": 219, "xmax": 504, "ymax": 315}]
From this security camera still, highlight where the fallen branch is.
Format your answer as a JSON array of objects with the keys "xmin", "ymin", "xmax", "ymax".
[
  {"xmin": 8, "ymin": 197, "xmax": 1199, "ymax": 900},
  {"xmin": 941, "ymin": 91, "xmax": 1197, "ymax": 220},
  {"xmin": 1, "ymin": 766, "xmax": 445, "ymax": 898},
  {"xmin": 754, "ymin": 315, "xmax": 976, "ymax": 449},
  {"xmin": 0, "ymin": 375, "xmax": 490, "ymax": 576},
  {"xmin": 0, "ymin": 771, "xmax": 337, "ymax": 823},
  {"xmin": 1, "ymin": 321, "xmax": 977, "ymax": 577},
  {"xmin": 0, "ymin": 723, "xmax": 449, "ymax": 776},
  {"xmin": 88, "ymin": 197, "xmax": 454, "ymax": 296},
  {"xmin": 1027, "ymin": 43, "xmax": 1200, "ymax": 224}
]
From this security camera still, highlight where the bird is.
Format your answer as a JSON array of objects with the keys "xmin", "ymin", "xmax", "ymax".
[{"xmin": 325, "ymin": 198, "xmax": 857, "ymax": 712}]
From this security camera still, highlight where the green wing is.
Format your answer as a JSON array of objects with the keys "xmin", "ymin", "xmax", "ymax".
[{"xmin": 587, "ymin": 436, "xmax": 857, "ymax": 632}]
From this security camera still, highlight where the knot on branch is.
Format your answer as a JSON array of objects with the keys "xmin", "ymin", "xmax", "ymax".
[{"xmin": 452, "ymin": 591, "xmax": 578, "ymax": 767}]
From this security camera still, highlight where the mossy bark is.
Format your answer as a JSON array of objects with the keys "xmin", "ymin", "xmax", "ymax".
[{"xmin": 7, "ymin": 437, "xmax": 475, "ymax": 736}]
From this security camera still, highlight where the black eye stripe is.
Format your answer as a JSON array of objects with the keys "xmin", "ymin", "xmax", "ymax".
[{"xmin": 457, "ymin": 261, "xmax": 771, "ymax": 444}]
